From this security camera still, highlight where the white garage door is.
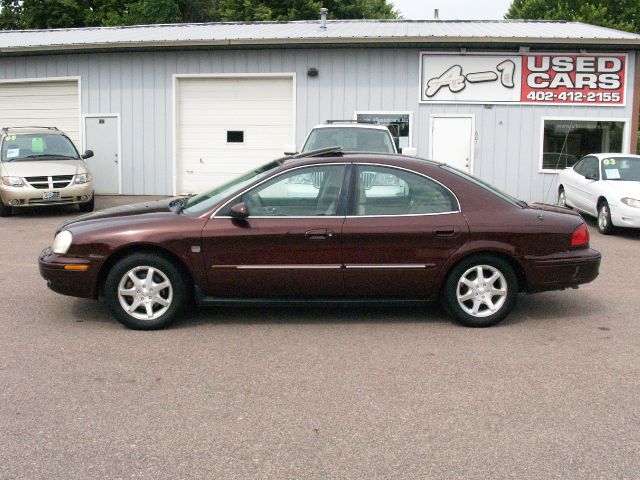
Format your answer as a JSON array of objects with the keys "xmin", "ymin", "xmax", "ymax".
[
  {"xmin": 0, "ymin": 80, "xmax": 80, "ymax": 147},
  {"xmin": 175, "ymin": 76, "xmax": 294, "ymax": 194}
]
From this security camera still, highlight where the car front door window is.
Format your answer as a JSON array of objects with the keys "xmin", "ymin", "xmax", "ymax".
[{"xmin": 242, "ymin": 165, "xmax": 347, "ymax": 216}]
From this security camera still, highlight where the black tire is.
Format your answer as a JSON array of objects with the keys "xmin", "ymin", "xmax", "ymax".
[
  {"xmin": 557, "ymin": 186, "xmax": 570, "ymax": 209},
  {"xmin": 79, "ymin": 195, "xmax": 95, "ymax": 213},
  {"xmin": 597, "ymin": 200, "xmax": 614, "ymax": 235},
  {"xmin": 442, "ymin": 254, "xmax": 518, "ymax": 328},
  {"xmin": 104, "ymin": 253, "xmax": 188, "ymax": 330},
  {"xmin": 0, "ymin": 202, "xmax": 12, "ymax": 217}
]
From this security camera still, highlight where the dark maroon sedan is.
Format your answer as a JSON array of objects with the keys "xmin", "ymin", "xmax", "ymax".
[{"xmin": 39, "ymin": 149, "xmax": 601, "ymax": 329}]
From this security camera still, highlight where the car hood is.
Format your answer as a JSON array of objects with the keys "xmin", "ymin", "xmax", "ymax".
[
  {"xmin": 59, "ymin": 198, "xmax": 176, "ymax": 231},
  {"xmin": 603, "ymin": 180, "xmax": 640, "ymax": 198},
  {"xmin": 1, "ymin": 159, "xmax": 85, "ymax": 177}
]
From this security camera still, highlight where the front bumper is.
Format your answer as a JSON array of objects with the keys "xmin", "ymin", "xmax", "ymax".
[
  {"xmin": 39, "ymin": 248, "xmax": 100, "ymax": 299},
  {"xmin": 1, "ymin": 182, "xmax": 93, "ymax": 207},
  {"xmin": 523, "ymin": 248, "xmax": 601, "ymax": 293},
  {"xmin": 611, "ymin": 204, "xmax": 640, "ymax": 229}
]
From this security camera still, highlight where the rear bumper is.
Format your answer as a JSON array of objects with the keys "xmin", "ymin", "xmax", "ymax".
[
  {"xmin": 38, "ymin": 248, "xmax": 100, "ymax": 299},
  {"xmin": 523, "ymin": 248, "xmax": 601, "ymax": 293}
]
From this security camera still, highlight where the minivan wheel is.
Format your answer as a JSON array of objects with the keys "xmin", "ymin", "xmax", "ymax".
[
  {"xmin": 443, "ymin": 255, "xmax": 518, "ymax": 328},
  {"xmin": 79, "ymin": 195, "xmax": 94, "ymax": 213},
  {"xmin": 597, "ymin": 200, "xmax": 614, "ymax": 235},
  {"xmin": 0, "ymin": 202, "xmax": 12, "ymax": 217},
  {"xmin": 105, "ymin": 253, "xmax": 187, "ymax": 330}
]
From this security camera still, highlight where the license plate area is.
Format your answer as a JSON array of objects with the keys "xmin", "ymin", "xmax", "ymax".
[{"xmin": 43, "ymin": 191, "xmax": 60, "ymax": 200}]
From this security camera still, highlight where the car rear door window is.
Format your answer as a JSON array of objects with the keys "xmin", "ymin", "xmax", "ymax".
[
  {"xmin": 354, "ymin": 165, "xmax": 457, "ymax": 216},
  {"xmin": 242, "ymin": 164, "xmax": 347, "ymax": 216}
]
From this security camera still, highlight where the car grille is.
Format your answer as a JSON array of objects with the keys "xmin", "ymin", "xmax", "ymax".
[{"xmin": 25, "ymin": 175, "xmax": 74, "ymax": 189}]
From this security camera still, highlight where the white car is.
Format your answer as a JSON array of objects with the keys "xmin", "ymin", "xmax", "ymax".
[{"xmin": 557, "ymin": 153, "xmax": 640, "ymax": 234}]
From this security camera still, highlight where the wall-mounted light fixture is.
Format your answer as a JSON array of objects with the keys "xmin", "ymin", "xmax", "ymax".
[{"xmin": 307, "ymin": 67, "xmax": 319, "ymax": 77}]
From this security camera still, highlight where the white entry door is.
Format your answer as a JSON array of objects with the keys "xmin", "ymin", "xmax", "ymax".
[
  {"xmin": 430, "ymin": 116, "xmax": 474, "ymax": 172},
  {"xmin": 84, "ymin": 116, "xmax": 120, "ymax": 194}
]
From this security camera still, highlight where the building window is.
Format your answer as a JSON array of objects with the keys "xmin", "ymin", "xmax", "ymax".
[
  {"xmin": 541, "ymin": 119, "xmax": 625, "ymax": 170},
  {"xmin": 227, "ymin": 131, "xmax": 244, "ymax": 143},
  {"xmin": 355, "ymin": 112, "xmax": 412, "ymax": 151}
]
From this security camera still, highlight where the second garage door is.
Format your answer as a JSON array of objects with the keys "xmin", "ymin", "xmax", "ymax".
[{"xmin": 175, "ymin": 76, "xmax": 295, "ymax": 195}]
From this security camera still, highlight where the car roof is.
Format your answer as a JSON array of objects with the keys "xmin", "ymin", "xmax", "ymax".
[
  {"xmin": 590, "ymin": 153, "xmax": 640, "ymax": 160},
  {"xmin": 310, "ymin": 123, "xmax": 392, "ymax": 132},
  {"xmin": 2, "ymin": 127, "xmax": 64, "ymax": 136},
  {"xmin": 281, "ymin": 151, "xmax": 442, "ymax": 170}
]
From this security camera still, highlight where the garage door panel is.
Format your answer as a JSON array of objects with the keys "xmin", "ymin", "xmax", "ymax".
[
  {"xmin": 176, "ymin": 76, "xmax": 294, "ymax": 195},
  {"xmin": 0, "ymin": 80, "xmax": 80, "ymax": 147}
]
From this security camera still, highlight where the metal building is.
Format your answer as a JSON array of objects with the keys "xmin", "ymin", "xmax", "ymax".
[{"xmin": 0, "ymin": 19, "xmax": 639, "ymax": 202}]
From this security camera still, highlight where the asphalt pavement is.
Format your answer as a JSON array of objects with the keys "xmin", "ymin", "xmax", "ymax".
[{"xmin": 1, "ymin": 196, "xmax": 639, "ymax": 479}]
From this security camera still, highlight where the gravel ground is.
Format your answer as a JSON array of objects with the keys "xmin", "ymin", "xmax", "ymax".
[{"xmin": 1, "ymin": 196, "xmax": 639, "ymax": 479}]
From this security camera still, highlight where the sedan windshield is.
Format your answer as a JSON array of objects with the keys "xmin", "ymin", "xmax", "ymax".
[
  {"xmin": 182, "ymin": 160, "xmax": 282, "ymax": 216},
  {"xmin": 302, "ymin": 127, "xmax": 395, "ymax": 153},
  {"xmin": 1, "ymin": 133, "xmax": 79, "ymax": 162},
  {"xmin": 602, "ymin": 157, "xmax": 640, "ymax": 181}
]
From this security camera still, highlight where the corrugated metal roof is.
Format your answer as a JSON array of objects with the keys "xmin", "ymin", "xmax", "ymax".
[{"xmin": 1, "ymin": 19, "xmax": 639, "ymax": 53}]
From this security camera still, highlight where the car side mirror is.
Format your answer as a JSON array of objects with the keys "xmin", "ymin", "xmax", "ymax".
[
  {"xmin": 585, "ymin": 172, "xmax": 598, "ymax": 181},
  {"xmin": 401, "ymin": 147, "xmax": 417, "ymax": 156},
  {"xmin": 82, "ymin": 150, "xmax": 94, "ymax": 159},
  {"xmin": 284, "ymin": 144, "xmax": 298, "ymax": 156},
  {"xmin": 230, "ymin": 202, "xmax": 249, "ymax": 218}
]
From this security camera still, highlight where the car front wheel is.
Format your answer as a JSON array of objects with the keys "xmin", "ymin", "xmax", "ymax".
[
  {"xmin": 443, "ymin": 255, "xmax": 518, "ymax": 328},
  {"xmin": 105, "ymin": 253, "xmax": 187, "ymax": 330},
  {"xmin": 597, "ymin": 201, "xmax": 614, "ymax": 235}
]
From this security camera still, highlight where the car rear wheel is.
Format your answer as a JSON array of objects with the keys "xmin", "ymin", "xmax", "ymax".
[
  {"xmin": 0, "ymin": 202, "xmax": 12, "ymax": 217},
  {"xmin": 105, "ymin": 253, "xmax": 187, "ymax": 330},
  {"xmin": 557, "ymin": 187, "xmax": 568, "ymax": 208},
  {"xmin": 79, "ymin": 195, "xmax": 94, "ymax": 213},
  {"xmin": 443, "ymin": 255, "xmax": 518, "ymax": 328},
  {"xmin": 597, "ymin": 201, "xmax": 614, "ymax": 235}
]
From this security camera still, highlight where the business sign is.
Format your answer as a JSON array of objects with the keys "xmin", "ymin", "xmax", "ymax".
[{"xmin": 420, "ymin": 53, "xmax": 626, "ymax": 106}]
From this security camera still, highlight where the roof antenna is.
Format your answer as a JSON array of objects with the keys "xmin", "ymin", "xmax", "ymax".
[
  {"xmin": 320, "ymin": 8, "xmax": 328, "ymax": 29},
  {"xmin": 433, "ymin": 9, "xmax": 439, "ymax": 20}
]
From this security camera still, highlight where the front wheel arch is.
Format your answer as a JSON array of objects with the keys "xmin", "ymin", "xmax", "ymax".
[{"xmin": 97, "ymin": 245, "xmax": 194, "ymax": 299}]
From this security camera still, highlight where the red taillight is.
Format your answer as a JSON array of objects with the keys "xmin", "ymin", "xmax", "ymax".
[{"xmin": 571, "ymin": 223, "xmax": 590, "ymax": 248}]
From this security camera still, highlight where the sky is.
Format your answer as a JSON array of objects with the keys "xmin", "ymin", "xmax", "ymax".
[{"xmin": 391, "ymin": 0, "xmax": 514, "ymax": 20}]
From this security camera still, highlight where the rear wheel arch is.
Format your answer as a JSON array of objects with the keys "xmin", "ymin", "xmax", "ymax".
[
  {"xmin": 440, "ymin": 250, "xmax": 526, "ymax": 293},
  {"xmin": 97, "ymin": 244, "xmax": 194, "ymax": 298}
]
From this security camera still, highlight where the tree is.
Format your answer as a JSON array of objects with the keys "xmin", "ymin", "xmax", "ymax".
[
  {"xmin": 505, "ymin": 0, "xmax": 640, "ymax": 34},
  {"xmin": 0, "ymin": 0, "xmax": 21, "ymax": 30}
]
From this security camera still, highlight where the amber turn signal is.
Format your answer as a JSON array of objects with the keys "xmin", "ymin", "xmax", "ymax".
[{"xmin": 63, "ymin": 265, "xmax": 89, "ymax": 271}]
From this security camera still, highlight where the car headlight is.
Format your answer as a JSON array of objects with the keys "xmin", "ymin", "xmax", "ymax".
[
  {"xmin": 75, "ymin": 173, "xmax": 91, "ymax": 184},
  {"xmin": 621, "ymin": 197, "xmax": 640, "ymax": 208},
  {"xmin": 1, "ymin": 176, "xmax": 24, "ymax": 187},
  {"xmin": 52, "ymin": 230, "xmax": 73, "ymax": 254}
]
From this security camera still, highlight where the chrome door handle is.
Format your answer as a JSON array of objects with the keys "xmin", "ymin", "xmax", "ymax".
[{"xmin": 305, "ymin": 228, "xmax": 333, "ymax": 240}]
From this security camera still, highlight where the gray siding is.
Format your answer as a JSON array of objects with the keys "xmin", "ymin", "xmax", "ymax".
[{"xmin": 0, "ymin": 48, "xmax": 635, "ymax": 201}]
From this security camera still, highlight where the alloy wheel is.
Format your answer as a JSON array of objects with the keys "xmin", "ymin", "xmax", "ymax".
[
  {"xmin": 456, "ymin": 265, "xmax": 508, "ymax": 318},
  {"xmin": 598, "ymin": 205, "xmax": 609, "ymax": 231},
  {"xmin": 117, "ymin": 266, "xmax": 173, "ymax": 321}
]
